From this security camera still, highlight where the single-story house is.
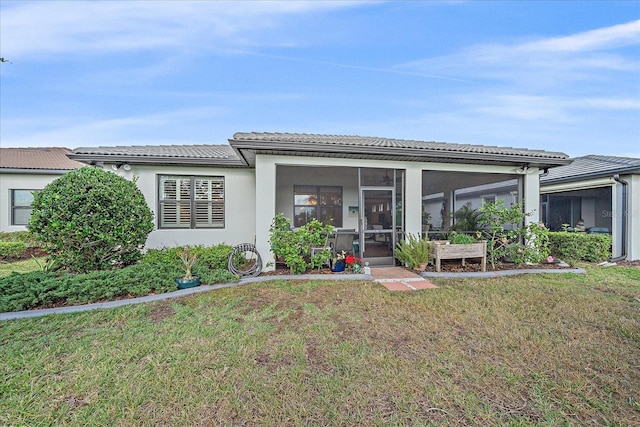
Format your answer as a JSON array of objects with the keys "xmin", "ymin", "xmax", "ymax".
[
  {"xmin": 0, "ymin": 147, "xmax": 84, "ymax": 232},
  {"xmin": 540, "ymin": 155, "xmax": 640, "ymax": 261},
  {"xmin": 68, "ymin": 132, "xmax": 571, "ymax": 270}
]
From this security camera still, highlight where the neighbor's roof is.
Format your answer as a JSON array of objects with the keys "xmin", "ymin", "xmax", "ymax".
[
  {"xmin": 0, "ymin": 147, "xmax": 84, "ymax": 172},
  {"xmin": 69, "ymin": 144, "xmax": 245, "ymax": 167},
  {"xmin": 229, "ymin": 132, "xmax": 571, "ymax": 168},
  {"xmin": 541, "ymin": 155, "xmax": 640, "ymax": 185}
]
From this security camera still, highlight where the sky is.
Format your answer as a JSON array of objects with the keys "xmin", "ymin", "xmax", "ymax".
[{"xmin": 1, "ymin": 0, "xmax": 639, "ymax": 158}]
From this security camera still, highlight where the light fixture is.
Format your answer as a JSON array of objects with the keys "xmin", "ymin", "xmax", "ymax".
[
  {"xmin": 111, "ymin": 163, "xmax": 132, "ymax": 171},
  {"xmin": 516, "ymin": 164, "xmax": 536, "ymax": 174}
]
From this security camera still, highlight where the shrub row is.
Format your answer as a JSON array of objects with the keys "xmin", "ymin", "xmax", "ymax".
[
  {"xmin": 0, "ymin": 231, "xmax": 40, "ymax": 247},
  {"xmin": 0, "ymin": 261, "xmax": 237, "ymax": 313},
  {"xmin": 548, "ymin": 232, "xmax": 612, "ymax": 262},
  {"xmin": 141, "ymin": 244, "xmax": 235, "ymax": 271},
  {"xmin": 0, "ymin": 242, "xmax": 27, "ymax": 259}
]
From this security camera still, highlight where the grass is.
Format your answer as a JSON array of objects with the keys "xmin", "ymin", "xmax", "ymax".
[
  {"xmin": 0, "ymin": 257, "xmax": 45, "ymax": 278},
  {"xmin": 1, "ymin": 265, "xmax": 639, "ymax": 426}
]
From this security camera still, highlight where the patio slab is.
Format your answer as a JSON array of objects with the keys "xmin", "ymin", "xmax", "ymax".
[{"xmin": 370, "ymin": 267, "xmax": 438, "ymax": 291}]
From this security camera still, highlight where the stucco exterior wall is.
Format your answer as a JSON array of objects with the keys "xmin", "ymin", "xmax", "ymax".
[
  {"xmin": 106, "ymin": 164, "xmax": 256, "ymax": 249},
  {"xmin": 625, "ymin": 173, "xmax": 639, "ymax": 261},
  {"xmin": 0, "ymin": 172, "xmax": 66, "ymax": 232}
]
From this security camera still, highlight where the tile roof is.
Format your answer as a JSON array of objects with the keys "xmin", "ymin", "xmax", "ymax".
[
  {"xmin": 70, "ymin": 144, "xmax": 244, "ymax": 167},
  {"xmin": 230, "ymin": 132, "xmax": 571, "ymax": 167},
  {"xmin": 0, "ymin": 147, "xmax": 84, "ymax": 171},
  {"xmin": 541, "ymin": 155, "xmax": 640, "ymax": 184}
]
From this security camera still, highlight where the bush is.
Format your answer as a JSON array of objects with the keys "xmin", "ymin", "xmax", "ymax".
[
  {"xmin": 477, "ymin": 200, "xmax": 530, "ymax": 269},
  {"xmin": 0, "ymin": 262, "xmax": 238, "ymax": 313},
  {"xmin": 142, "ymin": 244, "xmax": 235, "ymax": 271},
  {"xmin": 269, "ymin": 214, "xmax": 333, "ymax": 274},
  {"xmin": 548, "ymin": 232, "xmax": 612, "ymax": 263},
  {"xmin": 0, "ymin": 242, "xmax": 27, "ymax": 259},
  {"xmin": 0, "ymin": 231, "xmax": 40, "ymax": 247},
  {"xmin": 29, "ymin": 167, "xmax": 154, "ymax": 272},
  {"xmin": 395, "ymin": 233, "xmax": 430, "ymax": 270}
]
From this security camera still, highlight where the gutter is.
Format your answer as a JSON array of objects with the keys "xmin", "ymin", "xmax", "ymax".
[
  {"xmin": 610, "ymin": 174, "xmax": 628, "ymax": 262},
  {"xmin": 67, "ymin": 154, "xmax": 246, "ymax": 168}
]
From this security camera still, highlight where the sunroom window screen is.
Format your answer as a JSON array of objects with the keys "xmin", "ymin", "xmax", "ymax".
[
  {"xmin": 294, "ymin": 185, "xmax": 342, "ymax": 227},
  {"xmin": 159, "ymin": 175, "xmax": 224, "ymax": 228}
]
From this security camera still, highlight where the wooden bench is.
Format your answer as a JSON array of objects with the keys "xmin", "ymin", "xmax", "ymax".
[{"xmin": 434, "ymin": 241, "xmax": 487, "ymax": 272}]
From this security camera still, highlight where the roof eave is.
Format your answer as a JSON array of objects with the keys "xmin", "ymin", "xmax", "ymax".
[
  {"xmin": 0, "ymin": 168, "xmax": 75, "ymax": 174},
  {"xmin": 229, "ymin": 140, "xmax": 571, "ymax": 168},
  {"xmin": 68, "ymin": 153, "xmax": 246, "ymax": 168},
  {"xmin": 542, "ymin": 166, "xmax": 640, "ymax": 185}
]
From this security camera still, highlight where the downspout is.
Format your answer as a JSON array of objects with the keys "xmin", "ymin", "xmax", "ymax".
[{"xmin": 610, "ymin": 174, "xmax": 628, "ymax": 262}]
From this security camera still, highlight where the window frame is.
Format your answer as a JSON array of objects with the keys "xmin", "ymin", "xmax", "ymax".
[
  {"xmin": 293, "ymin": 185, "xmax": 343, "ymax": 227},
  {"xmin": 11, "ymin": 189, "xmax": 39, "ymax": 226},
  {"xmin": 157, "ymin": 175, "xmax": 225, "ymax": 229}
]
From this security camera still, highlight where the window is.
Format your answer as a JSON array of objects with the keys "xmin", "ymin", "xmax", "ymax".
[
  {"xmin": 11, "ymin": 189, "xmax": 39, "ymax": 226},
  {"xmin": 294, "ymin": 185, "xmax": 342, "ymax": 227},
  {"xmin": 158, "ymin": 175, "xmax": 224, "ymax": 229},
  {"xmin": 482, "ymin": 195, "xmax": 497, "ymax": 205}
]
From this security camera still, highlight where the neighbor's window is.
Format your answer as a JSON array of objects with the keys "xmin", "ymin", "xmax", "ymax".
[
  {"xmin": 158, "ymin": 175, "xmax": 224, "ymax": 229},
  {"xmin": 294, "ymin": 185, "xmax": 342, "ymax": 227},
  {"xmin": 482, "ymin": 195, "xmax": 497, "ymax": 205},
  {"xmin": 11, "ymin": 189, "xmax": 40, "ymax": 226}
]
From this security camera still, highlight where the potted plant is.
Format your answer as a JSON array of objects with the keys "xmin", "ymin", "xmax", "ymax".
[
  {"xmin": 332, "ymin": 250, "xmax": 347, "ymax": 272},
  {"xmin": 345, "ymin": 254, "xmax": 363, "ymax": 273},
  {"xmin": 394, "ymin": 233, "xmax": 430, "ymax": 271},
  {"xmin": 175, "ymin": 247, "xmax": 201, "ymax": 289}
]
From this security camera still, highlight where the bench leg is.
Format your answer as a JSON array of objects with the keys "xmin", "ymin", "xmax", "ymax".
[
  {"xmin": 436, "ymin": 257, "xmax": 441, "ymax": 273},
  {"xmin": 481, "ymin": 256, "xmax": 486, "ymax": 272}
]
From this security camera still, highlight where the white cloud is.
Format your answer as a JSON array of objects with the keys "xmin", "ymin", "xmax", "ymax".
[
  {"xmin": 1, "ymin": 107, "xmax": 229, "ymax": 148},
  {"xmin": 0, "ymin": 0, "xmax": 366, "ymax": 59},
  {"xmin": 398, "ymin": 19, "xmax": 640, "ymax": 80},
  {"xmin": 519, "ymin": 19, "xmax": 640, "ymax": 53}
]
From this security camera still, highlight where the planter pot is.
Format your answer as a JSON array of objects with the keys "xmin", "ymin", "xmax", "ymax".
[
  {"xmin": 175, "ymin": 276, "xmax": 201, "ymax": 289},
  {"xmin": 414, "ymin": 263, "xmax": 427, "ymax": 272},
  {"xmin": 332, "ymin": 260, "xmax": 346, "ymax": 272}
]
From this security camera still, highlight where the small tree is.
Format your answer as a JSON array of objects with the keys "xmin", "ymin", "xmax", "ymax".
[
  {"xmin": 29, "ymin": 167, "xmax": 154, "ymax": 272},
  {"xmin": 477, "ymin": 200, "xmax": 529, "ymax": 269}
]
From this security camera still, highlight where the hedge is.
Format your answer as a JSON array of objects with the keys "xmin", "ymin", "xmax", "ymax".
[
  {"xmin": 548, "ymin": 232, "xmax": 612, "ymax": 263},
  {"xmin": 0, "ymin": 242, "xmax": 27, "ymax": 259},
  {"xmin": 0, "ymin": 262, "xmax": 237, "ymax": 313}
]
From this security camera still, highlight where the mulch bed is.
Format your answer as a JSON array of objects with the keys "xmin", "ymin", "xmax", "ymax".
[{"xmin": 262, "ymin": 258, "xmax": 638, "ymax": 276}]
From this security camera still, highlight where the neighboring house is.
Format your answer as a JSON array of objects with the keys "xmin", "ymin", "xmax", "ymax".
[
  {"xmin": 69, "ymin": 132, "xmax": 571, "ymax": 270},
  {"xmin": 540, "ymin": 155, "xmax": 640, "ymax": 261},
  {"xmin": 0, "ymin": 147, "xmax": 84, "ymax": 232}
]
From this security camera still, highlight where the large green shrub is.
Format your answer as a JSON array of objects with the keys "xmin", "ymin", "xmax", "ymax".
[
  {"xmin": 29, "ymin": 167, "xmax": 154, "ymax": 272},
  {"xmin": 548, "ymin": 232, "xmax": 611, "ymax": 263},
  {"xmin": 269, "ymin": 214, "xmax": 333, "ymax": 274}
]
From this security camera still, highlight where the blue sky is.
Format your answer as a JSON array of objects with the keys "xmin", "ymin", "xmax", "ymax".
[{"xmin": 1, "ymin": 1, "xmax": 639, "ymax": 158}]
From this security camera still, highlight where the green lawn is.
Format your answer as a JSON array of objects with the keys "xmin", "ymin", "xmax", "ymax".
[
  {"xmin": 1, "ymin": 265, "xmax": 638, "ymax": 426},
  {"xmin": 0, "ymin": 257, "xmax": 45, "ymax": 278}
]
